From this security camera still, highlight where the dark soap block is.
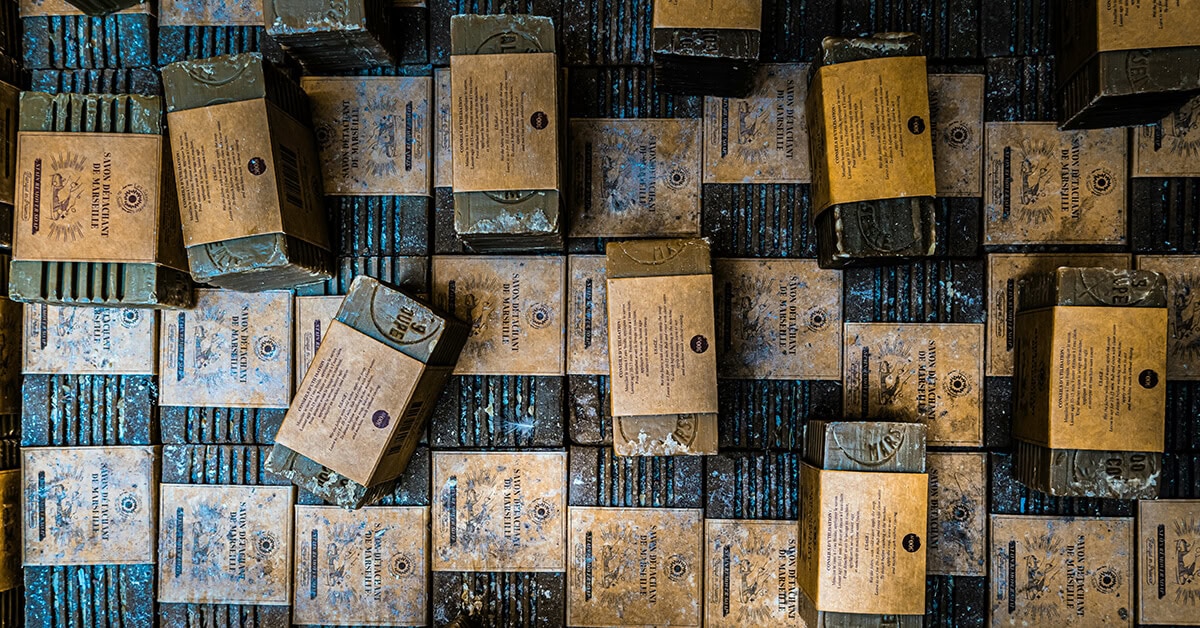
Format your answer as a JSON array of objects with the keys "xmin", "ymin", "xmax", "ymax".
[
  {"xmin": 22, "ymin": 14, "xmax": 154, "ymax": 69},
  {"xmin": 934, "ymin": 197, "xmax": 982, "ymax": 258},
  {"xmin": 568, "ymin": 445, "xmax": 704, "ymax": 508},
  {"xmin": 705, "ymin": 451, "xmax": 800, "ymax": 520},
  {"xmin": 330, "ymin": 195, "xmax": 429, "ymax": 257},
  {"xmin": 701, "ymin": 183, "xmax": 816, "ymax": 258},
  {"xmin": 428, "ymin": 1, "xmax": 562, "ymax": 67},
  {"xmin": 567, "ymin": 374, "xmax": 608, "ymax": 446},
  {"xmin": 843, "ymin": 258, "xmax": 986, "ymax": 323},
  {"xmin": 560, "ymin": 0, "xmax": 650, "ymax": 65},
  {"xmin": 0, "ymin": 0, "xmax": 17, "ymax": 59},
  {"xmin": 265, "ymin": 0, "xmax": 400, "ymax": 72},
  {"xmin": 21, "ymin": 374, "xmax": 155, "ymax": 447},
  {"xmin": 1161, "ymin": 453, "xmax": 1200, "ymax": 499},
  {"xmin": 1130, "ymin": 177, "xmax": 1200, "ymax": 254},
  {"xmin": 988, "ymin": 452, "xmax": 1134, "ymax": 518},
  {"xmin": 717, "ymin": 379, "xmax": 842, "ymax": 450},
  {"xmin": 1166, "ymin": 381, "xmax": 1200, "ymax": 452},
  {"xmin": 430, "ymin": 375, "xmax": 563, "ymax": 448},
  {"xmin": 0, "ymin": 415, "xmax": 16, "ymax": 441},
  {"xmin": 651, "ymin": 28, "xmax": 760, "ymax": 97},
  {"xmin": 566, "ymin": 65, "xmax": 701, "ymax": 119},
  {"xmin": 981, "ymin": 0, "xmax": 1052, "ymax": 57},
  {"xmin": 1017, "ymin": 266, "xmax": 1167, "ymax": 310},
  {"xmin": 432, "ymin": 572, "xmax": 564, "ymax": 628},
  {"xmin": 159, "ymin": 406, "xmax": 285, "ymax": 445},
  {"xmin": 292, "ymin": 255, "xmax": 429, "ymax": 297},
  {"xmin": 25, "ymin": 564, "xmax": 155, "ymax": 628},
  {"xmin": 159, "ymin": 604, "xmax": 290, "ymax": 628},
  {"xmin": 156, "ymin": 25, "xmax": 279, "ymax": 66},
  {"xmin": 267, "ymin": 443, "xmax": 401, "ymax": 509},
  {"xmin": 1058, "ymin": 49, "xmax": 1200, "ymax": 130},
  {"xmin": 805, "ymin": 420, "xmax": 927, "ymax": 473},
  {"xmin": 160, "ymin": 444, "xmax": 287, "ymax": 485},
  {"xmin": 1012, "ymin": 439, "xmax": 1161, "ymax": 500},
  {"xmin": 925, "ymin": 575, "xmax": 986, "ymax": 628},
  {"xmin": 295, "ymin": 445, "xmax": 431, "ymax": 507},
  {"xmin": 185, "ymin": 233, "xmax": 334, "ymax": 293},
  {"xmin": 984, "ymin": 376, "xmax": 1013, "ymax": 449},
  {"xmin": 61, "ymin": 0, "xmax": 143, "ymax": 16},
  {"xmin": 433, "ymin": 187, "xmax": 465, "ymax": 254},
  {"xmin": 758, "ymin": 0, "xmax": 830, "ymax": 62},
  {"xmin": 31, "ymin": 68, "xmax": 162, "ymax": 95},
  {"xmin": 984, "ymin": 56, "xmax": 1057, "ymax": 122},
  {"xmin": 0, "ymin": 588, "xmax": 18, "ymax": 628},
  {"xmin": 0, "ymin": 437, "xmax": 16, "ymax": 466}
]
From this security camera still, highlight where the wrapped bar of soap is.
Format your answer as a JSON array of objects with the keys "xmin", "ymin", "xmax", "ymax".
[
  {"xmin": 806, "ymin": 33, "xmax": 937, "ymax": 269},
  {"xmin": 651, "ymin": 0, "xmax": 762, "ymax": 97},
  {"xmin": 449, "ymin": 14, "xmax": 564, "ymax": 252},
  {"xmin": 265, "ymin": 0, "xmax": 399, "ymax": 72},
  {"xmin": 1014, "ymin": 267, "xmax": 1167, "ymax": 499},
  {"xmin": 162, "ymin": 53, "xmax": 334, "ymax": 292},
  {"xmin": 9, "ymin": 92, "xmax": 194, "ymax": 308},
  {"xmin": 268, "ymin": 275, "xmax": 469, "ymax": 509}
]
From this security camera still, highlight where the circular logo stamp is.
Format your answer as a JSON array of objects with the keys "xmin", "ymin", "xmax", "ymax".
[
  {"xmin": 690, "ymin": 335, "xmax": 709, "ymax": 354},
  {"xmin": 902, "ymin": 533, "xmax": 922, "ymax": 553},
  {"xmin": 1093, "ymin": 566, "xmax": 1121, "ymax": 594},
  {"xmin": 118, "ymin": 492, "xmax": 141, "ymax": 515},
  {"xmin": 313, "ymin": 123, "xmax": 335, "ymax": 151},
  {"xmin": 526, "ymin": 304, "xmax": 551, "ymax": 329},
  {"xmin": 1088, "ymin": 168, "xmax": 1115, "ymax": 196},
  {"xmin": 806, "ymin": 308, "xmax": 830, "ymax": 332},
  {"xmin": 372, "ymin": 410, "xmax": 391, "ymax": 429},
  {"xmin": 943, "ymin": 371, "xmax": 972, "ymax": 398},
  {"xmin": 665, "ymin": 168, "xmax": 689, "ymax": 190},
  {"xmin": 119, "ymin": 184, "xmax": 147, "ymax": 213},
  {"xmin": 120, "ymin": 310, "xmax": 142, "ymax": 328},
  {"xmin": 907, "ymin": 116, "xmax": 926, "ymax": 135},
  {"xmin": 254, "ymin": 531, "xmax": 278, "ymax": 558},
  {"xmin": 529, "ymin": 498, "xmax": 556, "ymax": 524},
  {"xmin": 255, "ymin": 337, "xmax": 280, "ymax": 361},
  {"xmin": 530, "ymin": 111, "xmax": 549, "ymax": 129},
  {"xmin": 1139, "ymin": 369, "xmax": 1159, "ymax": 389},
  {"xmin": 666, "ymin": 555, "xmax": 689, "ymax": 582},
  {"xmin": 247, "ymin": 157, "xmax": 267, "ymax": 176},
  {"xmin": 951, "ymin": 502, "xmax": 974, "ymax": 523},
  {"xmin": 944, "ymin": 121, "xmax": 972, "ymax": 149},
  {"xmin": 390, "ymin": 553, "xmax": 415, "ymax": 578}
]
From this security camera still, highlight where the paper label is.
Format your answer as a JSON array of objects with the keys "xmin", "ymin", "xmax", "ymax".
[
  {"xmin": 568, "ymin": 118, "xmax": 701, "ymax": 238},
  {"xmin": 168, "ymin": 99, "xmax": 328, "ymax": 249},
  {"xmin": 159, "ymin": 289, "xmax": 293, "ymax": 408},
  {"xmin": 1137, "ymin": 500, "xmax": 1200, "ymax": 625},
  {"xmin": 23, "ymin": 304, "xmax": 156, "ymax": 375},
  {"xmin": 431, "ymin": 256, "xmax": 565, "ymax": 376},
  {"xmin": 607, "ymin": 274, "xmax": 718, "ymax": 417},
  {"xmin": 843, "ymin": 323, "xmax": 984, "ymax": 447},
  {"xmin": 294, "ymin": 296, "xmax": 342, "ymax": 389},
  {"xmin": 612, "ymin": 413, "xmax": 719, "ymax": 456},
  {"xmin": 302, "ymin": 77, "xmax": 431, "ymax": 197},
  {"xmin": 20, "ymin": 0, "xmax": 150, "ymax": 15},
  {"xmin": 449, "ymin": 53, "xmax": 559, "ymax": 192},
  {"xmin": 703, "ymin": 64, "xmax": 810, "ymax": 184},
  {"xmin": 157, "ymin": 484, "xmax": 293, "ymax": 605},
  {"xmin": 926, "ymin": 452, "xmax": 987, "ymax": 577},
  {"xmin": 928, "ymin": 74, "xmax": 984, "ymax": 198},
  {"xmin": 714, "ymin": 258, "xmax": 841, "ymax": 380},
  {"xmin": 433, "ymin": 451, "xmax": 566, "ymax": 572},
  {"xmin": 986, "ymin": 253, "xmax": 1132, "ymax": 377},
  {"xmin": 807, "ymin": 56, "xmax": 936, "ymax": 215},
  {"xmin": 984, "ymin": 122, "xmax": 1127, "ymax": 246},
  {"xmin": 293, "ymin": 505, "xmax": 428, "ymax": 626},
  {"xmin": 433, "ymin": 68, "xmax": 453, "ymax": 189},
  {"xmin": 704, "ymin": 519, "xmax": 802, "ymax": 627},
  {"xmin": 1137, "ymin": 255, "xmax": 1200, "ymax": 380},
  {"xmin": 797, "ymin": 465, "xmax": 928, "ymax": 615},
  {"xmin": 652, "ymin": 0, "xmax": 761, "ymax": 30},
  {"xmin": 567, "ymin": 255, "xmax": 608, "ymax": 375},
  {"xmin": 0, "ymin": 298, "xmax": 22, "ymax": 416},
  {"xmin": 0, "ymin": 82, "xmax": 19, "ymax": 207},
  {"xmin": 1134, "ymin": 96, "xmax": 1200, "ymax": 177},
  {"xmin": 14, "ymin": 133, "xmax": 163, "ymax": 263},
  {"xmin": 567, "ymin": 507, "xmax": 704, "ymax": 627},
  {"xmin": 160, "ymin": 0, "xmax": 262, "ymax": 25},
  {"xmin": 276, "ymin": 321, "xmax": 440, "ymax": 487},
  {"xmin": 1014, "ymin": 306, "xmax": 1167, "ymax": 452},
  {"xmin": 0, "ymin": 470, "xmax": 19, "ymax": 592},
  {"xmin": 990, "ymin": 515, "xmax": 1134, "ymax": 626},
  {"xmin": 1096, "ymin": 0, "xmax": 1200, "ymax": 51},
  {"xmin": 22, "ymin": 446, "xmax": 157, "ymax": 566}
]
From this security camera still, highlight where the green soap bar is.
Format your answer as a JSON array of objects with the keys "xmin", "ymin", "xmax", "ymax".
[
  {"xmin": 265, "ymin": 0, "xmax": 398, "ymax": 72},
  {"xmin": 264, "ymin": 443, "xmax": 401, "ymax": 509},
  {"xmin": 161, "ymin": 52, "xmax": 309, "ymax": 122},
  {"xmin": 605, "ymin": 237, "xmax": 711, "ymax": 278},
  {"xmin": 449, "ymin": 13, "xmax": 556, "ymax": 54},
  {"xmin": 804, "ymin": 420, "xmax": 927, "ymax": 473},
  {"xmin": 1017, "ymin": 266, "xmax": 1168, "ymax": 311},
  {"xmin": 60, "ymin": 0, "xmax": 144, "ymax": 16},
  {"xmin": 1013, "ymin": 439, "xmax": 1160, "ymax": 500},
  {"xmin": 185, "ymin": 233, "xmax": 333, "ymax": 292}
]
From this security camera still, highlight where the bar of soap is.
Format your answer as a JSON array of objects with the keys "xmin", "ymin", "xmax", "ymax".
[
  {"xmin": 265, "ymin": 0, "xmax": 399, "ymax": 72},
  {"xmin": 22, "ymin": 13, "xmax": 153, "ymax": 70},
  {"xmin": 651, "ymin": 0, "xmax": 762, "ymax": 97},
  {"xmin": 162, "ymin": 53, "xmax": 334, "ymax": 291}
]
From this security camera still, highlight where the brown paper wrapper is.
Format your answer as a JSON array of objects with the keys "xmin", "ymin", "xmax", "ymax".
[
  {"xmin": 567, "ymin": 255, "xmax": 608, "ymax": 376},
  {"xmin": 703, "ymin": 64, "xmax": 810, "ymax": 184},
  {"xmin": 1133, "ymin": 96, "xmax": 1200, "ymax": 178},
  {"xmin": 926, "ymin": 452, "xmax": 987, "ymax": 577},
  {"xmin": 1137, "ymin": 255, "xmax": 1200, "ymax": 380},
  {"xmin": 159, "ymin": 0, "xmax": 262, "ymax": 25},
  {"xmin": 704, "ymin": 519, "xmax": 802, "ymax": 627},
  {"xmin": 0, "ymin": 470, "xmax": 18, "ymax": 592},
  {"xmin": 652, "ymin": 0, "xmax": 762, "ymax": 30},
  {"xmin": 1137, "ymin": 500, "xmax": 1200, "ymax": 625},
  {"xmin": 23, "ymin": 304, "xmax": 157, "ymax": 375},
  {"xmin": 928, "ymin": 74, "xmax": 984, "ymax": 198},
  {"xmin": 0, "ymin": 82, "xmax": 19, "ymax": 207},
  {"xmin": 433, "ymin": 68, "xmax": 453, "ymax": 189},
  {"xmin": 20, "ymin": 0, "xmax": 150, "ymax": 16},
  {"xmin": 1095, "ymin": 0, "xmax": 1200, "ymax": 51},
  {"xmin": 0, "ymin": 298, "xmax": 22, "ymax": 416},
  {"xmin": 294, "ymin": 295, "xmax": 342, "ymax": 389}
]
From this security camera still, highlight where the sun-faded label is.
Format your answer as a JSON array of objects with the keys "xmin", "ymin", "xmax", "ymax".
[
  {"xmin": 714, "ymin": 258, "xmax": 841, "ymax": 380},
  {"xmin": 568, "ymin": 507, "xmax": 704, "ymax": 627},
  {"xmin": 568, "ymin": 119, "xmax": 701, "ymax": 238},
  {"xmin": 928, "ymin": 74, "xmax": 984, "ymax": 198},
  {"xmin": 704, "ymin": 519, "xmax": 802, "ymax": 627},
  {"xmin": 926, "ymin": 452, "xmax": 987, "ymax": 577},
  {"xmin": 433, "ymin": 68, "xmax": 452, "ymax": 189},
  {"xmin": 843, "ymin": 323, "xmax": 984, "ymax": 447},
  {"xmin": 1137, "ymin": 255, "xmax": 1200, "ymax": 380},
  {"xmin": 1134, "ymin": 96, "xmax": 1200, "ymax": 177},
  {"xmin": 567, "ymin": 255, "xmax": 608, "ymax": 375},
  {"xmin": 159, "ymin": 289, "xmax": 292, "ymax": 408},
  {"xmin": 22, "ymin": 446, "xmax": 157, "ymax": 566},
  {"xmin": 703, "ymin": 64, "xmax": 810, "ymax": 184},
  {"xmin": 23, "ymin": 304, "xmax": 156, "ymax": 375},
  {"xmin": 294, "ymin": 296, "xmax": 341, "ymax": 389},
  {"xmin": 1095, "ymin": 0, "xmax": 1200, "ymax": 52},
  {"xmin": 450, "ymin": 53, "xmax": 558, "ymax": 193},
  {"xmin": 293, "ymin": 505, "xmax": 428, "ymax": 626},
  {"xmin": 1137, "ymin": 500, "xmax": 1200, "ymax": 625},
  {"xmin": 984, "ymin": 122, "xmax": 1127, "ymax": 246},
  {"xmin": 807, "ymin": 56, "xmax": 936, "ymax": 215},
  {"xmin": 612, "ymin": 413, "xmax": 719, "ymax": 456},
  {"xmin": 0, "ymin": 470, "xmax": 19, "ymax": 592},
  {"xmin": 20, "ymin": 0, "xmax": 150, "ymax": 15},
  {"xmin": 14, "ymin": 132, "xmax": 163, "ymax": 263},
  {"xmin": 302, "ymin": 77, "xmax": 431, "ymax": 197},
  {"xmin": 607, "ymin": 274, "xmax": 718, "ymax": 417},
  {"xmin": 652, "ymin": 0, "xmax": 761, "ymax": 30},
  {"xmin": 276, "ymin": 321, "xmax": 441, "ymax": 487},
  {"xmin": 158, "ymin": 484, "xmax": 293, "ymax": 605},
  {"xmin": 797, "ymin": 465, "xmax": 928, "ymax": 615},
  {"xmin": 1014, "ymin": 306, "xmax": 1166, "ymax": 452},
  {"xmin": 990, "ymin": 515, "xmax": 1134, "ymax": 626},
  {"xmin": 433, "ymin": 451, "xmax": 566, "ymax": 572},
  {"xmin": 986, "ymin": 253, "xmax": 1132, "ymax": 377},
  {"xmin": 0, "ymin": 82, "xmax": 20, "ymax": 206},
  {"xmin": 431, "ymin": 256, "xmax": 564, "ymax": 376},
  {"xmin": 0, "ymin": 298, "xmax": 22, "ymax": 415},
  {"xmin": 168, "ymin": 98, "xmax": 329, "ymax": 249},
  {"xmin": 160, "ymin": 0, "xmax": 262, "ymax": 25}
]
